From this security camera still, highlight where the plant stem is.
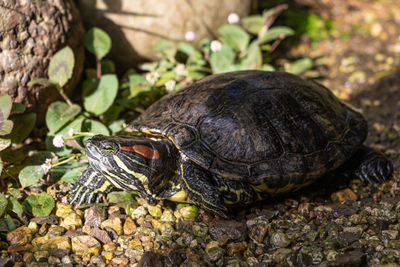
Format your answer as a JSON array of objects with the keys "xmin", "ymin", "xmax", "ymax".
[
  {"xmin": 58, "ymin": 87, "xmax": 73, "ymax": 107},
  {"xmin": 97, "ymin": 58, "xmax": 102, "ymax": 79}
]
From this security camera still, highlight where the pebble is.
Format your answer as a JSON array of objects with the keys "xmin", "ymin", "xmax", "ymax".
[
  {"xmin": 131, "ymin": 206, "xmax": 148, "ymax": 219},
  {"xmin": 71, "ymin": 235, "xmax": 102, "ymax": 256},
  {"xmin": 148, "ymin": 205, "xmax": 162, "ymax": 217},
  {"xmin": 34, "ymin": 250, "xmax": 49, "ymax": 261},
  {"xmin": 209, "ymin": 220, "xmax": 247, "ymax": 242},
  {"xmin": 62, "ymin": 212, "xmax": 83, "ymax": 230},
  {"xmin": 103, "ymin": 242, "xmax": 117, "ymax": 251},
  {"xmin": 179, "ymin": 205, "xmax": 199, "ymax": 219},
  {"xmin": 32, "ymin": 235, "xmax": 49, "ymax": 246},
  {"xmin": 160, "ymin": 209, "xmax": 175, "ymax": 222},
  {"xmin": 227, "ymin": 241, "xmax": 247, "ymax": 256},
  {"xmin": 123, "ymin": 216, "xmax": 137, "ymax": 235},
  {"xmin": 6, "ymin": 227, "xmax": 33, "ymax": 246},
  {"xmin": 270, "ymin": 232, "xmax": 291, "ymax": 248},
  {"xmin": 112, "ymin": 257, "xmax": 129, "ymax": 265},
  {"xmin": 90, "ymin": 255, "xmax": 106, "ymax": 267},
  {"xmin": 27, "ymin": 221, "xmax": 39, "ymax": 234},
  {"xmin": 48, "ymin": 225, "xmax": 65, "ymax": 237},
  {"xmin": 104, "ymin": 251, "xmax": 113, "ymax": 260},
  {"xmin": 31, "ymin": 215, "xmax": 59, "ymax": 225},
  {"xmin": 84, "ymin": 206, "xmax": 106, "ymax": 227},
  {"xmin": 101, "ymin": 217, "xmax": 123, "ymax": 235},
  {"xmin": 331, "ymin": 188, "xmax": 358, "ymax": 202},
  {"xmin": 56, "ymin": 203, "xmax": 74, "ymax": 218},
  {"xmin": 89, "ymin": 227, "xmax": 112, "ymax": 244},
  {"xmin": 42, "ymin": 236, "xmax": 71, "ymax": 250},
  {"xmin": 249, "ymin": 224, "xmax": 269, "ymax": 243}
]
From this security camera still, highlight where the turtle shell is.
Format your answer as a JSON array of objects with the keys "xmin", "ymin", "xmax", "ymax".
[{"xmin": 130, "ymin": 71, "xmax": 367, "ymax": 183}]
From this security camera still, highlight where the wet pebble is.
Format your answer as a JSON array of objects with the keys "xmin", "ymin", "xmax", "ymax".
[
  {"xmin": 331, "ymin": 188, "xmax": 358, "ymax": 202},
  {"xmin": 31, "ymin": 215, "xmax": 59, "ymax": 225},
  {"xmin": 42, "ymin": 236, "xmax": 71, "ymax": 250},
  {"xmin": 56, "ymin": 203, "xmax": 74, "ymax": 218},
  {"xmin": 270, "ymin": 232, "xmax": 291, "ymax": 248},
  {"xmin": 62, "ymin": 212, "xmax": 83, "ymax": 230}
]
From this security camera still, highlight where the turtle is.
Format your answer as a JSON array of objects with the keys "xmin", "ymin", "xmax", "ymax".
[{"xmin": 70, "ymin": 70, "xmax": 393, "ymax": 216}]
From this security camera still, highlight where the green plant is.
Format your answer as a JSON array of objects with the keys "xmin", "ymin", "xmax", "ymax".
[{"xmin": 136, "ymin": 4, "xmax": 312, "ymax": 95}]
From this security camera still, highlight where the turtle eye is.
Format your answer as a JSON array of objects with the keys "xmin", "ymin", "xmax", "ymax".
[{"xmin": 100, "ymin": 141, "xmax": 116, "ymax": 153}]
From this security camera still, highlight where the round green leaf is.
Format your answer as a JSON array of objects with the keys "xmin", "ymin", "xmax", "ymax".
[
  {"xmin": 61, "ymin": 166, "xmax": 86, "ymax": 183},
  {"xmin": 0, "ymin": 194, "xmax": 7, "ymax": 217},
  {"xmin": 258, "ymin": 26, "xmax": 294, "ymax": 45},
  {"xmin": 285, "ymin": 58, "xmax": 313, "ymax": 75},
  {"xmin": 85, "ymin": 27, "xmax": 112, "ymax": 60},
  {"xmin": 24, "ymin": 193, "xmax": 55, "ymax": 217},
  {"xmin": 210, "ymin": 45, "xmax": 235, "ymax": 73},
  {"xmin": 219, "ymin": 24, "xmax": 250, "ymax": 53},
  {"xmin": 8, "ymin": 113, "xmax": 36, "ymax": 144},
  {"xmin": 48, "ymin": 46, "xmax": 75, "ymax": 87},
  {"xmin": 19, "ymin": 165, "xmax": 44, "ymax": 188},
  {"xmin": 46, "ymin": 101, "xmax": 81, "ymax": 133},
  {"xmin": 0, "ymin": 138, "xmax": 11, "ymax": 151},
  {"xmin": 0, "ymin": 95, "xmax": 12, "ymax": 119},
  {"xmin": 241, "ymin": 15, "xmax": 264, "ymax": 35},
  {"xmin": 83, "ymin": 74, "xmax": 118, "ymax": 115},
  {"xmin": 242, "ymin": 40, "xmax": 262, "ymax": 70},
  {"xmin": 8, "ymin": 196, "xmax": 23, "ymax": 217}
]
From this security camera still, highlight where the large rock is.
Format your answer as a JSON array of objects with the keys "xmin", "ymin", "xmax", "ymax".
[
  {"xmin": 79, "ymin": 0, "xmax": 255, "ymax": 69},
  {"xmin": 0, "ymin": 0, "xmax": 84, "ymax": 123}
]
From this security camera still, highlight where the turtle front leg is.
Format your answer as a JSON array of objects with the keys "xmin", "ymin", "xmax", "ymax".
[
  {"xmin": 340, "ymin": 145, "xmax": 393, "ymax": 183},
  {"xmin": 179, "ymin": 159, "xmax": 228, "ymax": 217},
  {"xmin": 70, "ymin": 166, "xmax": 114, "ymax": 205}
]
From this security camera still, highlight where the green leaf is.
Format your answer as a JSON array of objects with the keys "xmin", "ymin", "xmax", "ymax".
[
  {"xmin": 153, "ymin": 40, "xmax": 176, "ymax": 59},
  {"xmin": 0, "ymin": 138, "xmax": 9, "ymax": 151},
  {"xmin": 85, "ymin": 27, "xmax": 112, "ymax": 60},
  {"xmin": 258, "ymin": 26, "xmax": 294, "ymax": 45},
  {"xmin": 61, "ymin": 166, "xmax": 86, "ymax": 183},
  {"xmin": 210, "ymin": 45, "xmax": 235, "ymax": 73},
  {"xmin": 242, "ymin": 41, "xmax": 262, "ymax": 70},
  {"xmin": 28, "ymin": 78, "xmax": 56, "ymax": 88},
  {"xmin": 82, "ymin": 119, "xmax": 110, "ymax": 136},
  {"xmin": 9, "ymin": 196, "xmax": 23, "ymax": 217},
  {"xmin": 46, "ymin": 102, "xmax": 81, "ymax": 133},
  {"xmin": 83, "ymin": 74, "xmax": 118, "ymax": 115},
  {"xmin": 0, "ymin": 95, "xmax": 13, "ymax": 136},
  {"xmin": 219, "ymin": 24, "xmax": 250, "ymax": 53},
  {"xmin": 285, "ymin": 58, "xmax": 313, "ymax": 75},
  {"xmin": 177, "ymin": 42, "xmax": 199, "ymax": 56},
  {"xmin": 0, "ymin": 120, "xmax": 13, "ymax": 136},
  {"xmin": 107, "ymin": 191, "xmax": 137, "ymax": 204},
  {"xmin": 0, "ymin": 95, "xmax": 12, "ymax": 119},
  {"xmin": 8, "ymin": 113, "xmax": 36, "ymax": 144},
  {"xmin": 8, "ymin": 189, "xmax": 20, "ymax": 199},
  {"xmin": 241, "ymin": 15, "xmax": 264, "ymax": 35},
  {"xmin": 24, "ymin": 193, "xmax": 55, "ymax": 217},
  {"xmin": 19, "ymin": 165, "xmax": 44, "ymax": 188},
  {"xmin": 48, "ymin": 46, "xmax": 75, "ymax": 87},
  {"xmin": 0, "ymin": 194, "xmax": 7, "ymax": 217},
  {"xmin": 101, "ymin": 59, "xmax": 116, "ymax": 74},
  {"xmin": 261, "ymin": 64, "xmax": 275, "ymax": 71},
  {"xmin": 0, "ymin": 149, "xmax": 24, "ymax": 163},
  {"xmin": 10, "ymin": 103, "xmax": 26, "ymax": 115},
  {"xmin": 128, "ymin": 74, "xmax": 152, "ymax": 98}
]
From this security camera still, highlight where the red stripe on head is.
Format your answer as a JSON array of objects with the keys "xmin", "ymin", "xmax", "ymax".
[{"xmin": 121, "ymin": 145, "xmax": 160, "ymax": 159}]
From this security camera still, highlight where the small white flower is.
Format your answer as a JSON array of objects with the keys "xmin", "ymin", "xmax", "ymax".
[
  {"xmin": 227, "ymin": 12, "xmax": 240, "ymax": 24},
  {"xmin": 210, "ymin": 40, "xmax": 222, "ymax": 52},
  {"xmin": 145, "ymin": 72, "xmax": 160, "ymax": 85},
  {"xmin": 165, "ymin": 80, "xmax": 176, "ymax": 91},
  {"xmin": 52, "ymin": 134, "xmax": 64, "ymax": 148},
  {"xmin": 67, "ymin": 128, "xmax": 74, "ymax": 137},
  {"xmin": 185, "ymin": 31, "xmax": 195, "ymax": 41},
  {"xmin": 175, "ymin": 64, "xmax": 188, "ymax": 76},
  {"xmin": 41, "ymin": 158, "xmax": 52, "ymax": 175}
]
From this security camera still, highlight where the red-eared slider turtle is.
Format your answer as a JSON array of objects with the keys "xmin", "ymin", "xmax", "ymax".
[{"xmin": 70, "ymin": 70, "xmax": 393, "ymax": 216}]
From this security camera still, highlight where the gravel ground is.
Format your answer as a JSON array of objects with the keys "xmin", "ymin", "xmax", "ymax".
[{"xmin": 2, "ymin": 1, "xmax": 400, "ymax": 266}]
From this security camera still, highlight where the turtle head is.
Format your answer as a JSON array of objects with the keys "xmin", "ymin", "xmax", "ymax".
[{"xmin": 85, "ymin": 134, "xmax": 169, "ymax": 202}]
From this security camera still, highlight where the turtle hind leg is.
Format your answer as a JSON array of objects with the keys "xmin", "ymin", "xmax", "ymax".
[
  {"xmin": 70, "ymin": 166, "xmax": 114, "ymax": 205},
  {"xmin": 179, "ymin": 159, "xmax": 228, "ymax": 217},
  {"xmin": 340, "ymin": 145, "xmax": 393, "ymax": 183}
]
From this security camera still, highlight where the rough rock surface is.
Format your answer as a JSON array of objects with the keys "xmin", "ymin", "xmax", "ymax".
[{"xmin": 0, "ymin": 0, "xmax": 84, "ymax": 122}]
